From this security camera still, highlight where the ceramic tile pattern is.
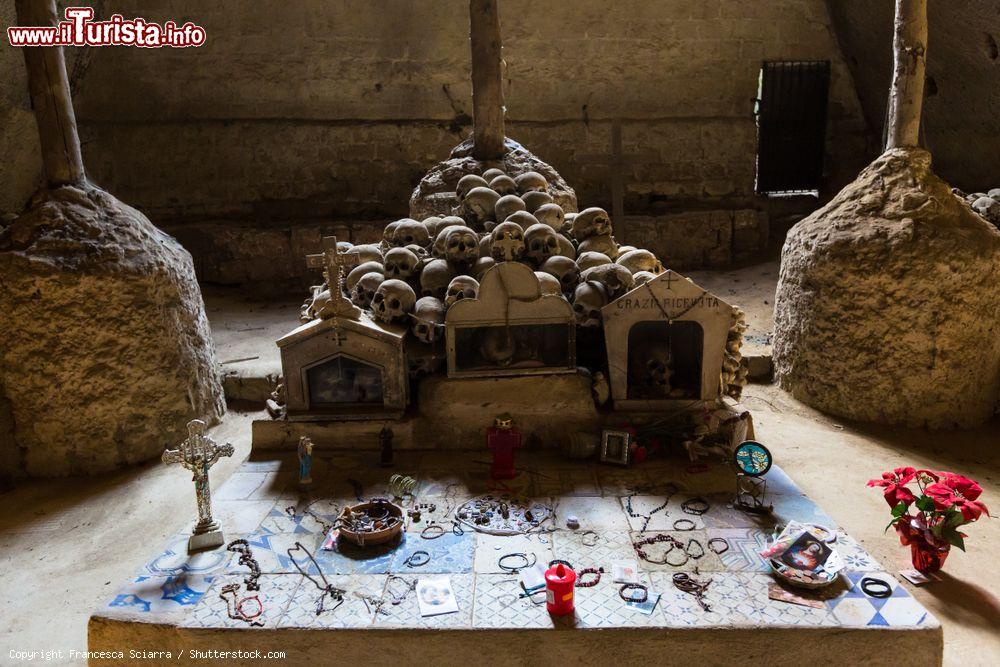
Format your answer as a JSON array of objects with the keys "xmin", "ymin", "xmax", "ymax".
[{"xmin": 101, "ymin": 454, "xmax": 937, "ymax": 636}]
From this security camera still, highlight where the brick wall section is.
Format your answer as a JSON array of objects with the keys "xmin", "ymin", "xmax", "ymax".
[{"xmin": 1, "ymin": 0, "xmax": 870, "ymax": 283}]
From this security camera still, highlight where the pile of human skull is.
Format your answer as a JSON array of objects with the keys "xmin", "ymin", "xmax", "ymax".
[
  {"xmin": 956, "ymin": 187, "xmax": 1000, "ymax": 227},
  {"xmin": 302, "ymin": 168, "xmax": 667, "ymax": 341},
  {"xmin": 454, "ymin": 495, "xmax": 554, "ymax": 535}
]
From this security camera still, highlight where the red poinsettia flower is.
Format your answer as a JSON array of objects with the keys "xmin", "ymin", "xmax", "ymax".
[
  {"xmin": 926, "ymin": 474, "xmax": 991, "ymax": 521},
  {"xmin": 868, "ymin": 467, "xmax": 918, "ymax": 508}
]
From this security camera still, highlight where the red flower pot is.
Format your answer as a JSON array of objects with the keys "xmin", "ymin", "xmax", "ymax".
[{"xmin": 910, "ymin": 540, "xmax": 950, "ymax": 573}]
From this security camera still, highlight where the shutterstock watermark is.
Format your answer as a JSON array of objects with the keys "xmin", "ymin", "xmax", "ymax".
[{"xmin": 7, "ymin": 6, "xmax": 206, "ymax": 48}]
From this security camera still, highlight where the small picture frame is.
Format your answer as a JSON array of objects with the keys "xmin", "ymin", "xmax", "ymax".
[{"xmin": 600, "ymin": 430, "xmax": 631, "ymax": 466}]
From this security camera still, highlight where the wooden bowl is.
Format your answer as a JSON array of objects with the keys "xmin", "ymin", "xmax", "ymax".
[{"xmin": 338, "ymin": 499, "xmax": 404, "ymax": 547}]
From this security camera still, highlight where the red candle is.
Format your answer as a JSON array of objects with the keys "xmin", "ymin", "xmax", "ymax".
[{"xmin": 545, "ymin": 562, "xmax": 576, "ymax": 616}]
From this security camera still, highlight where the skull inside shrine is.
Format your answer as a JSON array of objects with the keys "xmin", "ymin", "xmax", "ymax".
[{"xmin": 601, "ymin": 270, "xmax": 737, "ymax": 411}]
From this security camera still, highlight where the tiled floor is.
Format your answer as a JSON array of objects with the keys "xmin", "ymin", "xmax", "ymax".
[{"xmin": 97, "ymin": 452, "xmax": 937, "ymax": 634}]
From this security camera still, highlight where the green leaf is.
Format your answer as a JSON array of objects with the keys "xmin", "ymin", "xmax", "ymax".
[
  {"xmin": 891, "ymin": 502, "xmax": 908, "ymax": 518},
  {"xmin": 915, "ymin": 495, "xmax": 936, "ymax": 513},
  {"xmin": 944, "ymin": 532, "xmax": 966, "ymax": 552},
  {"xmin": 946, "ymin": 510, "xmax": 965, "ymax": 529}
]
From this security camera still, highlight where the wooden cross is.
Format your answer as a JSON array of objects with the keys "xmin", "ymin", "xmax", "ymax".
[
  {"xmin": 306, "ymin": 236, "xmax": 361, "ymax": 289},
  {"xmin": 577, "ymin": 121, "xmax": 659, "ymax": 243},
  {"xmin": 306, "ymin": 236, "xmax": 362, "ymax": 321}
]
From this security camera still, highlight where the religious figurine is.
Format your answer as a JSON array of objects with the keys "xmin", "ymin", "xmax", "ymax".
[
  {"xmin": 487, "ymin": 413, "xmax": 522, "ymax": 479},
  {"xmin": 379, "ymin": 426, "xmax": 394, "ymax": 468},
  {"xmin": 297, "ymin": 436, "xmax": 314, "ymax": 488},
  {"xmin": 162, "ymin": 419, "xmax": 234, "ymax": 551}
]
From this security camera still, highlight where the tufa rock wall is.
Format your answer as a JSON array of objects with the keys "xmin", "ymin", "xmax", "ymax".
[
  {"xmin": 0, "ymin": 185, "xmax": 226, "ymax": 477},
  {"xmin": 773, "ymin": 148, "xmax": 1000, "ymax": 429}
]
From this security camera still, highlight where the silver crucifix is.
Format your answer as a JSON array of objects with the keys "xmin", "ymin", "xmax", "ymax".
[{"xmin": 162, "ymin": 419, "xmax": 234, "ymax": 552}]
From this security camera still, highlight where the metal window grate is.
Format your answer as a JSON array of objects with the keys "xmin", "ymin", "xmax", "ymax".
[{"xmin": 754, "ymin": 60, "xmax": 831, "ymax": 196}]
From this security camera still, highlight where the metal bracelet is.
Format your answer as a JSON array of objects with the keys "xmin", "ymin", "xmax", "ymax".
[
  {"xmin": 681, "ymin": 497, "xmax": 710, "ymax": 515},
  {"xmin": 581, "ymin": 530, "xmax": 600, "ymax": 547},
  {"xmin": 498, "ymin": 552, "xmax": 536, "ymax": 574}
]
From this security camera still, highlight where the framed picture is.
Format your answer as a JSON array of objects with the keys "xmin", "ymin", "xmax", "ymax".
[{"xmin": 600, "ymin": 430, "xmax": 631, "ymax": 466}]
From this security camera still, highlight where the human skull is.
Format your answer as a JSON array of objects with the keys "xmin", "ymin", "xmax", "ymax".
[
  {"xmin": 351, "ymin": 244, "xmax": 384, "ymax": 264},
  {"xmin": 421, "ymin": 216, "xmax": 443, "ymax": 237},
  {"xmin": 617, "ymin": 248, "xmax": 664, "ymax": 274},
  {"xmin": 473, "ymin": 255, "xmax": 497, "ymax": 280},
  {"xmin": 482, "ymin": 168, "xmax": 506, "ymax": 182},
  {"xmin": 478, "ymin": 233, "xmax": 492, "ymax": 260},
  {"xmin": 383, "ymin": 247, "xmax": 420, "ymax": 280},
  {"xmin": 382, "ymin": 220, "xmax": 402, "ymax": 245},
  {"xmin": 578, "ymin": 234, "xmax": 619, "ymax": 259},
  {"xmin": 406, "ymin": 243, "xmax": 429, "ymax": 260},
  {"xmin": 645, "ymin": 357, "xmax": 673, "ymax": 392},
  {"xmin": 411, "ymin": 296, "xmax": 446, "ymax": 345},
  {"xmin": 456, "ymin": 174, "xmax": 489, "ymax": 200},
  {"xmin": 555, "ymin": 233, "xmax": 576, "ymax": 259},
  {"xmin": 534, "ymin": 203, "xmax": 566, "ymax": 232},
  {"xmin": 576, "ymin": 251, "xmax": 612, "ymax": 272},
  {"xmin": 972, "ymin": 196, "xmax": 1000, "ymax": 221},
  {"xmin": 522, "ymin": 190, "xmax": 554, "ymax": 212},
  {"xmin": 495, "ymin": 194, "xmax": 526, "ymax": 223},
  {"xmin": 490, "ymin": 175, "xmax": 518, "ymax": 196},
  {"xmin": 371, "ymin": 279, "xmax": 416, "ymax": 324},
  {"xmin": 540, "ymin": 256, "xmax": 580, "ymax": 294},
  {"xmin": 430, "ymin": 216, "xmax": 466, "ymax": 239},
  {"xmin": 633, "ymin": 270, "xmax": 657, "ymax": 286},
  {"xmin": 490, "ymin": 221, "xmax": 525, "ymax": 262},
  {"xmin": 524, "ymin": 223, "xmax": 559, "ymax": 265},
  {"xmin": 440, "ymin": 225, "xmax": 480, "ymax": 267},
  {"xmin": 572, "ymin": 281, "xmax": 609, "ymax": 328},
  {"xmin": 535, "ymin": 272, "xmax": 562, "ymax": 296},
  {"xmin": 336, "ymin": 241, "xmax": 354, "ymax": 253},
  {"xmin": 505, "ymin": 210, "xmax": 539, "ymax": 229},
  {"xmin": 580, "ymin": 263, "xmax": 635, "ymax": 299},
  {"xmin": 390, "ymin": 218, "xmax": 430, "ymax": 248},
  {"xmin": 445, "ymin": 275, "xmax": 480, "ymax": 309},
  {"xmin": 419, "ymin": 258, "xmax": 455, "ymax": 300},
  {"xmin": 514, "ymin": 171, "xmax": 548, "ymax": 194},
  {"xmin": 351, "ymin": 272, "xmax": 385, "ymax": 309},
  {"xmin": 432, "ymin": 225, "xmax": 464, "ymax": 258},
  {"xmin": 617, "ymin": 245, "xmax": 637, "ymax": 256},
  {"xmin": 308, "ymin": 288, "xmax": 333, "ymax": 320},
  {"xmin": 461, "ymin": 187, "xmax": 500, "ymax": 228},
  {"xmin": 346, "ymin": 261, "xmax": 384, "ymax": 293},
  {"xmin": 572, "ymin": 207, "xmax": 613, "ymax": 240}
]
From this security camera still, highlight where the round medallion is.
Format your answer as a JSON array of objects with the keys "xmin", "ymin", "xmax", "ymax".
[{"xmin": 733, "ymin": 440, "xmax": 772, "ymax": 477}]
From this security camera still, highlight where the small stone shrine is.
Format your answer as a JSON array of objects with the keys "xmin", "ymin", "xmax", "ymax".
[{"xmin": 262, "ymin": 169, "xmax": 749, "ymax": 451}]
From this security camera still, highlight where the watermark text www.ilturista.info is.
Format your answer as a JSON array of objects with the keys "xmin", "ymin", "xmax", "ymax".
[{"xmin": 7, "ymin": 7, "xmax": 205, "ymax": 48}]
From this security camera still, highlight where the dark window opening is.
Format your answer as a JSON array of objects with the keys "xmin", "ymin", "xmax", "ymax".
[
  {"xmin": 626, "ymin": 321, "xmax": 703, "ymax": 400},
  {"xmin": 754, "ymin": 60, "xmax": 831, "ymax": 196}
]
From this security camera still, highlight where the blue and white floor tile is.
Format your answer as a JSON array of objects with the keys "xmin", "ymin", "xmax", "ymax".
[
  {"xmin": 374, "ymin": 573, "xmax": 474, "ymax": 628},
  {"xmin": 390, "ymin": 531, "xmax": 474, "ymax": 574},
  {"xmin": 182, "ymin": 574, "xmax": 302, "ymax": 629},
  {"xmin": 142, "ymin": 534, "xmax": 229, "ymax": 577},
  {"xmin": 107, "ymin": 574, "xmax": 216, "ymax": 614},
  {"xmin": 829, "ymin": 572, "xmax": 938, "ymax": 628}
]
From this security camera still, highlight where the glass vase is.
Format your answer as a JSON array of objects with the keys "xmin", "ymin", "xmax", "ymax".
[{"xmin": 910, "ymin": 540, "xmax": 950, "ymax": 573}]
